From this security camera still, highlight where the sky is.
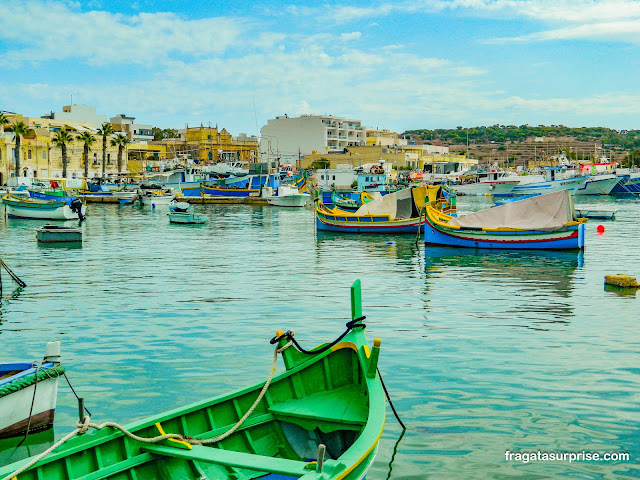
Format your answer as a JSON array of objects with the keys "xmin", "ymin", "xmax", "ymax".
[{"xmin": 1, "ymin": 0, "xmax": 640, "ymax": 135}]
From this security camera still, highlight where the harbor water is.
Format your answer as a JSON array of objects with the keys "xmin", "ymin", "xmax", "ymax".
[{"xmin": 0, "ymin": 196, "xmax": 638, "ymax": 478}]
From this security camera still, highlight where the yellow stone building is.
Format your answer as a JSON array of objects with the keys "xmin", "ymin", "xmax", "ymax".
[
  {"xmin": 0, "ymin": 113, "xmax": 130, "ymax": 183},
  {"xmin": 155, "ymin": 126, "xmax": 258, "ymax": 164}
]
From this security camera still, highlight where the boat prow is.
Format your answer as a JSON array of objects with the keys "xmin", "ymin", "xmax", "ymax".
[{"xmin": 0, "ymin": 281, "xmax": 385, "ymax": 480}]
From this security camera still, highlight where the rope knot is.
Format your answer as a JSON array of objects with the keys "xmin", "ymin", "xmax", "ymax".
[{"xmin": 76, "ymin": 415, "xmax": 91, "ymax": 435}]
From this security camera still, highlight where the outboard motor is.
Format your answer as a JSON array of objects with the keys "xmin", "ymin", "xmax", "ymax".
[{"xmin": 70, "ymin": 198, "xmax": 84, "ymax": 221}]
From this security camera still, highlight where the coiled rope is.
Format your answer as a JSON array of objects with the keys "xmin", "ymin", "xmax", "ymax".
[{"xmin": 0, "ymin": 341, "xmax": 292, "ymax": 480}]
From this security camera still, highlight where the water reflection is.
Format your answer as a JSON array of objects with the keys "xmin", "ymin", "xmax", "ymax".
[
  {"xmin": 0, "ymin": 429, "xmax": 54, "ymax": 466},
  {"xmin": 423, "ymin": 247, "xmax": 583, "ymax": 329},
  {"xmin": 316, "ymin": 231, "xmax": 420, "ymax": 262}
]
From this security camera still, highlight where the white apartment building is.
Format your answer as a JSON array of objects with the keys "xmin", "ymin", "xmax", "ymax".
[
  {"xmin": 44, "ymin": 104, "xmax": 107, "ymax": 129},
  {"xmin": 260, "ymin": 114, "xmax": 366, "ymax": 162},
  {"xmin": 110, "ymin": 114, "xmax": 154, "ymax": 144}
]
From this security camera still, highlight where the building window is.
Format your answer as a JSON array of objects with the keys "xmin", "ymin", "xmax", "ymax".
[
  {"xmin": 107, "ymin": 154, "xmax": 111, "ymax": 164},
  {"xmin": 332, "ymin": 175, "xmax": 335, "ymax": 180},
  {"xmin": 42, "ymin": 151, "xmax": 46, "ymax": 160},
  {"xmin": 320, "ymin": 175, "xmax": 324, "ymax": 180},
  {"xmin": 93, "ymin": 153, "xmax": 98, "ymax": 165},
  {"xmin": 28, "ymin": 150, "xmax": 32, "ymax": 159}
]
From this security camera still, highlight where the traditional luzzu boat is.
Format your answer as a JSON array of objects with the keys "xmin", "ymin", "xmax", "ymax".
[
  {"xmin": 0, "ymin": 342, "xmax": 64, "ymax": 440},
  {"xmin": 315, "ymin": 185, "xmax": 440, "ymax": 234},
  {"xmin": 0, "ymin": 281, "xmax": 386, "ymax": 480},
  {"xmin": 424, "ymin": 190, "xmax": 587, "ymax": 250},
  {"xmin": 2, "ymin": 194, "xmax": 86, "ymax": 220}
]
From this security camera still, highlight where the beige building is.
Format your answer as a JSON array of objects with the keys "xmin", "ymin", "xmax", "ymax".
[{"xmin": 0, "ymin": 113, "xmax": 127, "ymax": 184}]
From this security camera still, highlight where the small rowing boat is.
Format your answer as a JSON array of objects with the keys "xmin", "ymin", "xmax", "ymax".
[{"xmin": 0, "ymin": 281, "xmax": 385, "ymax": 480}]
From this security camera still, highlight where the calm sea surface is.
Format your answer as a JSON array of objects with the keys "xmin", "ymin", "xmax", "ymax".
[{"xmin": 0, "ymin": 195, "xmax": 638, "ymax": 479}]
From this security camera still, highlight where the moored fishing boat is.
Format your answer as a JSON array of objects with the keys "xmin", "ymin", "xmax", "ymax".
[
  {"xmin": 138, "ymin": 190, "xmax": 175, "ymax": 207},
  {"xmin": 0, "ymin": 342, "xmax": 63, "ymax": 439},
  {"xmin": 35, "ymin": 225, "xmax": 83, "ymax": 243},
  {"xmin": 2, "ymin": 194, "xmax": 86, "ymax": 220},
  {"xmin": 424, "ymin": 190, "xmax": 587, "ymax": 250},
  {"xmin": 0, "ymin": 281, "xmax": 385, "ymax": 480},
  {"xmin": 315, "ymin": 185, "xmax": 439, "ymax": 234},
  {"xmin": 266, "ymin": 186, "xmax": 311, "ymax": 207}
]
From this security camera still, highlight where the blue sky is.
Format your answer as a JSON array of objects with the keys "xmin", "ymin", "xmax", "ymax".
[{"xmin": 1, "ymin": 0, "xmax": 639, "ymax": 134}]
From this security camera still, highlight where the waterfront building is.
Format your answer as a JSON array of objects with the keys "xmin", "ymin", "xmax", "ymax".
[
  {"xmin": 365, "ymin": 129, "xmax": 407, "ymax": 147},
  {"xmin": 110, "ymin": 114, "xmax": 154, "ymax": 144},
  {"xmin": 42, "ymin": 104, "xmax": 107, "ymax": 129},
  {"xmin": 301, "ymin": 143, "xmax": 471, "ymax": 171},
  {"xmin": 153, "ymin": 125, "xmax": 258, "ymax": 164},
  {"xmin": 0, "ymin": 113, "xmax": 124, "ymax": 184},
  {"xmin": 260, "ymin": 114, "xmax": 367, "ymax": 163}
]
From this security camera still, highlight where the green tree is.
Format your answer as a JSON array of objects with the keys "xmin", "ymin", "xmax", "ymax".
[
  {"xmin": 0, "ymin": 113, "xmax": 9, "ymax": 134},
  {"xmin": 52, "ymin": 128, "xmax": 73, "ymax": 178},
  {"xmin": 97, "ymin": 122, "xmax": 114, "ymax": 178},
  {"xmin": 110, "ymin": 133, "xmax": 131, "ymax": 175},
  {"xmin": 77, "ymin": 131, "xmax": 96, "ymax": 179},
  {"xmin": 6, "ymin": 120, "xmax": 29, "ymax": 178}
]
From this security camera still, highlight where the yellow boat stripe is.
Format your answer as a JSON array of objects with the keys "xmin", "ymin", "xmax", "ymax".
[{"xmin": 335, "ymin": 418, "xmax": 385, "ymax": 480}]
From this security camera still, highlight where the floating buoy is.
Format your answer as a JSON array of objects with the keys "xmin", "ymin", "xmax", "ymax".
[
  {"xmin": 597, "ymin": 224, "xmax": 605, "ymax": 234},
  {"xmin": 385, "ymin": 241, "xmax": 395, "ymax": 245},
  {"xmin": 604, "ymin": 274, "xmax": 640, "ymax": 288}
]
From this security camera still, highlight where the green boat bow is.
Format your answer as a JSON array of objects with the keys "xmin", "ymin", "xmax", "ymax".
[{"xmin": 0, "ymin": 280, "xmax": 385, "ymax": 480}]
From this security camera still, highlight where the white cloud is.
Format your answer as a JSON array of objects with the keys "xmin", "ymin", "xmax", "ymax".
[{"xmin": 0, "ymin": 0, "xmax": 247, "ymax": 67}]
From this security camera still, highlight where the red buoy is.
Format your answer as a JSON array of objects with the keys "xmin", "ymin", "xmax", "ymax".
[{"xmin": 597, "ymin": 224, "xmax": 605, "ymax": 234}]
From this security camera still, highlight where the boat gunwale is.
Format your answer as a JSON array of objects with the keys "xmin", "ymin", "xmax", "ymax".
[{"xmin": 0, "ymin": 331, "xmax": 385, "ymax": 480}]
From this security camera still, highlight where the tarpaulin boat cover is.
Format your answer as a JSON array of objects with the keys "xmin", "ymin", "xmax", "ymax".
[
  {"xmin": 354, "ymin": 186, "xmax": 436, "ymax": 219},
  {"xmin": 447, "ymin": 190, "xmax": 577, "ymax": 231}
]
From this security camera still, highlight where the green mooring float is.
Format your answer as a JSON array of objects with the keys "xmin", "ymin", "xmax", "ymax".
[{"xmin": 0, "ymin": 280, "xmax": 386, "ymax": 480}]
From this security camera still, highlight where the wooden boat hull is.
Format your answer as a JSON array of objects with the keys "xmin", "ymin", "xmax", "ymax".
[
  {"xmin": 168, "ymin": 212, "xmax": 208, "ymax": 224},
  {"xmin": 424, "ymin": 208, "xmax": 586, "ymax": 250},
  {"xmin": 36, "ymin": 226, "xmax": 82, "ymax": 243},
  {"xmin": 0, "ymin": 322, "xmax": 384, "ymax": 479},
  {"xmin": 451, "ymin": 180, "xmax": 518, "ymax": 196},
  {"xmin": 0, "ymin": 358, "xmax": 64, "ymax": 440},
  {"xmin": 139, "ymin": 194, "xmax": 175, "ymax": 207},
  {"xmin": 267, "ymin": 194, "xmax": 311, "ymax": 207},
  {"xmin": 315, "ymin": 203, "xmax": 423, "ymax": 233},
  {"xmin": 3, "ymin": 194, "xmax": 86, "ymax": 220}
]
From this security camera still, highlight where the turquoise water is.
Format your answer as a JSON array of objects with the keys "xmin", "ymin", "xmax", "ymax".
[{"xmin": 0, "ymin": 196, "xmax": 638, "ymax": 478}]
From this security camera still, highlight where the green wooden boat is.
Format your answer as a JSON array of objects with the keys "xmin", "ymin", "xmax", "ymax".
[{"xmin": 0, "ymin": 280, "xmax": 385, "ymax": 480}]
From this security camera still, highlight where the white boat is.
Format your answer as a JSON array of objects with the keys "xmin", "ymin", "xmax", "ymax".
[
  {"xmin": 168, "ymin": 212, "xmax": 208, "ymax": 224},
  {"xmin": 36, "ymin": 225, "xmax": 83, "ymax": 243},
  {"xmin": 0, "ymin": 341, "xmax": 63, "ymax": 439},
  {"xmin": 449, "ymin": 171, "xmax": 519, "ymax": 196},
  {"xmin": 266, "ymin": 185, "xmax": 311, "ymax": 207},
  {"xmin": 574, "ymin": 174, "xmax": 620, "ymax": 195},
  {"xmin": 138, "ymin": 190, "xmax": 175, "ymax": 208},
  {"xmin": 206, "ymin": 160, "xmax": 249, "ymax": 176},
  {"xmin": 511, "ymin": 167, "xmax": 587, "ymax": 196},
  {"xmin": 2, "ymin": 194, "xmax": 87, "ymax": 220}
]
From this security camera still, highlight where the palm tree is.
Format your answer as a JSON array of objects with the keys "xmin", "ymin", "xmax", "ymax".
[
  {"xmin": 77, "ymin": 131, "xmax": 96, "ymax": 179},
  {"xmin": 110, "ymin": 133, "xmax": 131, "ymax": 175},
  {"xmin": 6, "ymin": 121, "xmax": 29, "ymax": 178},
  {"xmin": 96, "ymin": 122, "xmax": 114, "ymax": 178},
  {"xmin": 52, "ymin": 128, "xmax": 73, "ymax": 178},
  {"xmin": 0, "ymin": 113, "xmax": 9, "ymax": 134}
]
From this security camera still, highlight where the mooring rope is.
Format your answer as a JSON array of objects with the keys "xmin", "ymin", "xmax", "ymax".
[{"xmin": 0, "ymin": 341, "xmax": 293, "ymax": 480}]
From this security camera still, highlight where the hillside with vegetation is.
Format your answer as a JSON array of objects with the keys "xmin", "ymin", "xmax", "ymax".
[
  {"xmin": 402, "ymin": 125, "xmax": 640, "ymax": 167},
  {"xmin": 403, "ymin": 125, "xmax": 640, "ymax": 151}
]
